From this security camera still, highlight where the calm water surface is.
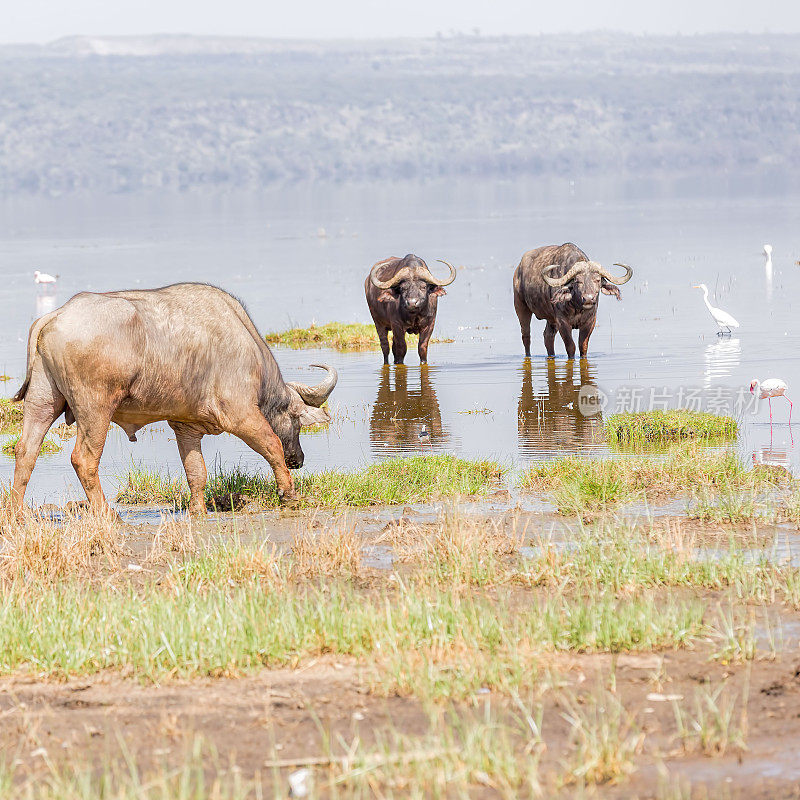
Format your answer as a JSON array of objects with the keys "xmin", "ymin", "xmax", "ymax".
[{"xmin": 1, "ymin": 173, "xmax": 799, "ymax": 504}]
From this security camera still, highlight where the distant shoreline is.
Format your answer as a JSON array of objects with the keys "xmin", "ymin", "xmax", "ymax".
[{"xmin": 1, "ymin": 33, "xmax": 798, "ymax": 196}]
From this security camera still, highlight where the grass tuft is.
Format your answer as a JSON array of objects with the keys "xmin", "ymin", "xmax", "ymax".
[
  {"xmin": 2, "ymin": 433, "xmax": 61, "ymax": 457},
  {"xmin": 605, "ymin": 409, "xmax": 737, "ymax": 448},
  {"xmin": 0, "ymin": 399, "xmax": 23, "ymax": 432},
  {"xmin": 116, "ymin": 456, "xmax": 504, "ymax": 509},
  {"xmin": 265, "ymin": 321, "xmax": 454, "ymax": 350},
  {"xmin": 561, "ymin": 690, "xmax": 643, "ymax": 785},
  {"xmin": 521, "ymin": 446, "xmax": 772, "ymax": 515}
]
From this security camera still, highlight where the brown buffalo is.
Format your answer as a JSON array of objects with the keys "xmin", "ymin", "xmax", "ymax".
[
  {"xmin": 11, "ymin": 283, "xmax": 337, "ymax": 515},
  {"xmin": 365, "ymin": 254, "xmax": 456, "ymax": 364},
  {"xmin": 513, "ymin": 243, "xmax": 632, "ymax": 358}
]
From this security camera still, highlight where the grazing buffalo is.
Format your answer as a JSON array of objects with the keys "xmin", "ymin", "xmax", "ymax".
[
  {"xmin": 513, "ymin": 243, "xmax": 632, "ymax": 358},
  {"xmin": 365, "ymin": 254, "xmax": 456, "ymax": 364},
  {"xmin": 11, "ymin": 283, "xmax": 337, "ymax": 515}
]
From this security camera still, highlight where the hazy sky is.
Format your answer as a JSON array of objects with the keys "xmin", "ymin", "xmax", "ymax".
[{"xmin": 6, "ymin": 0, "xmax": 800, "ymax": 43}]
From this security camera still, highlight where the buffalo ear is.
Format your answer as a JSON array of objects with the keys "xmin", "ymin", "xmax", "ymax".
[
  {"xmin": 431, "ymin": 286, "xmax": 446, "ymax": 297},
  {"xmin": 601, "ymin": 284, "xmax": 622, "ymax": 300},
  {"xmin": 297, "ymin": 405, "xmax": 330, "ymax": 428},
  {"xmin": 377, "ymin": 290, "xmax": 394, "ymax": 303}
]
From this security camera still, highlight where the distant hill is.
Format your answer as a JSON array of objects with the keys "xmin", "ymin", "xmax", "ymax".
[{"xmin": 0, "ymin": 33, "xmax": 798, "ymax": 194}]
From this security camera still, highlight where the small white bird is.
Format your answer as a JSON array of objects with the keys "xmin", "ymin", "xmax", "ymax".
[
  {"xmin": 763, "ymin": 244, "xmax": 773, "ymax": 269},
  {"xmin": 693, "ymin": 284, "xmax": 740, "ymax": 335},
  {"xmin": 750, "ymin": 378, "xmax": 792, "ymax": 427},
  {"xmin": 33, "ymin": 270, "xmax": 58, "ymax": 285}
]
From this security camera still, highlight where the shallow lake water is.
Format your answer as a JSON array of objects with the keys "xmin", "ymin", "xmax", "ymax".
[{"xmin": 1, "ymin": 171, "xmax": 799, "ymax": 505}]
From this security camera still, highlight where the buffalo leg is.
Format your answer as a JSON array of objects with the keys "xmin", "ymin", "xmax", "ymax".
[
  {"xmin": 71, "ymin": 408, "xmax": 114, "ymax": 513},
  {"xmin": 376, "ymin": 326, "xmax": 391, "ymax": 364},
  {"xmin": 514, "ymin": 294, "xmax": 533, "ymax": 357},
  {"xmin": 391, "ymin": 325, "xmax": 407, "ymax": 365},
  {"xmin": 578, "ymin": 319, "xmax": 596, "ymax": 358},
  {"xmin": 417, "ymin": 320, "xmax": 436, "ymax": 364},
  {"xmin": 11, "ymin": 364, "xmax": 65, "ymax": 513},
  {"xmin": 170, "ymin": 423, "xmax": 207, "ymax": 515},
  {"xmin": 230, "ymin": 412, "xmax": 298, "ymax": 505},
  {"xmin": 543, "ymin": 322, "xmax": 557, "ymax": 357},
  {"xmin": 557, "ymin": 320, "xmax": 576, "ymax": 359}
]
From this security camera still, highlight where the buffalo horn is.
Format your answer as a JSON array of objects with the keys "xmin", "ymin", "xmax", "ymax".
[
  {"xmin": 425, "ymin": 259, "xmax": 458, "ymax": 286},
  {"xmin": 287, "ymin": 364, "xmax": 338, "ymax": 408},
  {"xmin": 598, "ymin": 263, "xmax": 633, "ymax": 285},
  {"xmin": 542, "ymin": 262, "xmax": 588, "ymax": 287},
  {"xmin": 369, "ymin": 261, "xmax": 412, "ymax": 290}
]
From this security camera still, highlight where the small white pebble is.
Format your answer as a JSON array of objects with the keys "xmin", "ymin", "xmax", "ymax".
[
  {"xmin": 352, "ymin": 711, "xmax": 365, "ymax": 721},
  {"xmin": 126, "ymin": 563, "xmax": 143, "ymax": 572},
  {"xmin": 288, "ymin": 768, "xmax": 312, "ymax": 798}
]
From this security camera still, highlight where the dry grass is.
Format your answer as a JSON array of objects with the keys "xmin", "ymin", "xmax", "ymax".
[
  {"xmin": 561, "ymin": 689, "xmax": 644, "ymax": 785},
  {"xmin": 375, "ymin": 508, "xmax": 523, "ymax": 586},
  {"xmin": 0, "ymin": 504, "xmax": 123, "ymax": 581},
  {"xmin": 291, "ymin": 515, "xmax": 363, "ymax": 577},
  {"xmin": 145, "ymin": 516, "xmax": 199, "ymax": 564}
]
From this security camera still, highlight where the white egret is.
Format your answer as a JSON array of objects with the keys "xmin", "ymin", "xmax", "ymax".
[
  {"xmin": 693, "ymin": 284, "xmax": 739, "ymax": 335},
  {"xmin": 33, "ymin": 270, "xmax": 58, "ymax": 285},
  {"xmin": 763, "ymin": 244, "xmax": 773, "ymax": 270},
  {"xmin": 750, "ymin": 378, "xmax": 792, "ymax": 428}
]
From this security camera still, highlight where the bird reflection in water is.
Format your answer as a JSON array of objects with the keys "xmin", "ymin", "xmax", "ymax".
[
  {"xmin": 518, "ymin": 358, "xmax": 605, "ymax": 457},
  {"xmin": 35, "ymin": 293, "xmax": 57, "ymax": 317},
  {"xmin": 752, "ymin": 447, "xmax": 793, "ymax": 482},
  {"xmin": 703, "ymin": 337, "xmax": 741, "ymax": 389},
  {"xmin": 369, "ymin": 364, "xmax": 448, "ymax": 455}
]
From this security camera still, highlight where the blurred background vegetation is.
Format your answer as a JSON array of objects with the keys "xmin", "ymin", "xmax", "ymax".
[{"xmin": 0, "ymin": 32, "xmax": 797, "ymax": 194}]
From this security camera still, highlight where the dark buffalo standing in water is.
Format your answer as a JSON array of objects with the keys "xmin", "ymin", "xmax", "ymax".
[
  {"xmin": 513, "ymin": 243, "xmax": 632, "ymax": 358},
  {"xmin": 11, "ymin": 283, "xmax": 337, "ymax": 515},
  {"xmin": 365, "ymin": 254, "xmax": 457, "ymax": 364}
]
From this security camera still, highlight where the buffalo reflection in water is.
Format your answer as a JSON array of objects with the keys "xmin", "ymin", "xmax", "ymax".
[
  {"xmin": 370, "ymin": 365, "xmax": 448, "ymax": 455},
  {"xmin": 518, "ymin": 358, "xmax": 605, "ymax": 456}
]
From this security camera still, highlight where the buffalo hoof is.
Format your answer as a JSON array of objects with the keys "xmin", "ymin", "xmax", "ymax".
[{"xmin": 278, "ymin": 491, "xmax": 301, "ymax": 509}]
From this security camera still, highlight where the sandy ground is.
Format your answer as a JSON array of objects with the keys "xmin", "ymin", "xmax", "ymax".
[{"xmin": 4, "ymin": 641, "xmax": 800, "ymax": 798}]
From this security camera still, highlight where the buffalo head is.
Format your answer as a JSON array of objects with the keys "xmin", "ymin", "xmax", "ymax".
[
  {"xmin": 271, "ymin": 364, "xmax": 338, "ymax": 469},
  {"xmin": 543, "ymin": 261, "xmax": 632, "ymax": 309},
  {"xmin": 370, "ymin": 256, "xmax": 457, "ymax": 316}
]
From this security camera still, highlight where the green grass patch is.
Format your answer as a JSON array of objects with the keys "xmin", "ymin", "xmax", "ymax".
[
  {"xmin": 266, "ymin": 321, "xmax": 378, "ymax": 350},
  {"xmin": 0, "ymin": 398, "xmax": 23, "ymax": 432},
  {"xmin": 265, "ymin": 321, "xmax": 454, "ymax": 350},
  {"xmin": 2, "ymin": 433, "xmax": 61, "ymax": 457},
  {"xmin": 520, "ymin": 446, "xmax": 771, "ymax": 514},
  {"xmin": 686, "ymin": 488, "xmax": 773, "ymax": 524},
  {"xmin": 0, "ymin": 575, "xmax": 704, "ymax": 684},
  {"xmin": 605, "ymin": 409, "xmax": 737, "ymax": 450},
  {"xmin": 116, "ymin": 455, "xmax": 504, "ymax": 509}
]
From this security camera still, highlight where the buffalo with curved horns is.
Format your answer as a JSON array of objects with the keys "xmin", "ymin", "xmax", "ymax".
[
  {"xmin": 365, "ymin": 254, "xmax": 456, "ymax": 364},
  {"xmin": 513, "ymin": 243, "xmax": 632, "ymax": 358},
  {"xmin": 11, "ymin": 283, "xmax": 337, "ymax": 515}
]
